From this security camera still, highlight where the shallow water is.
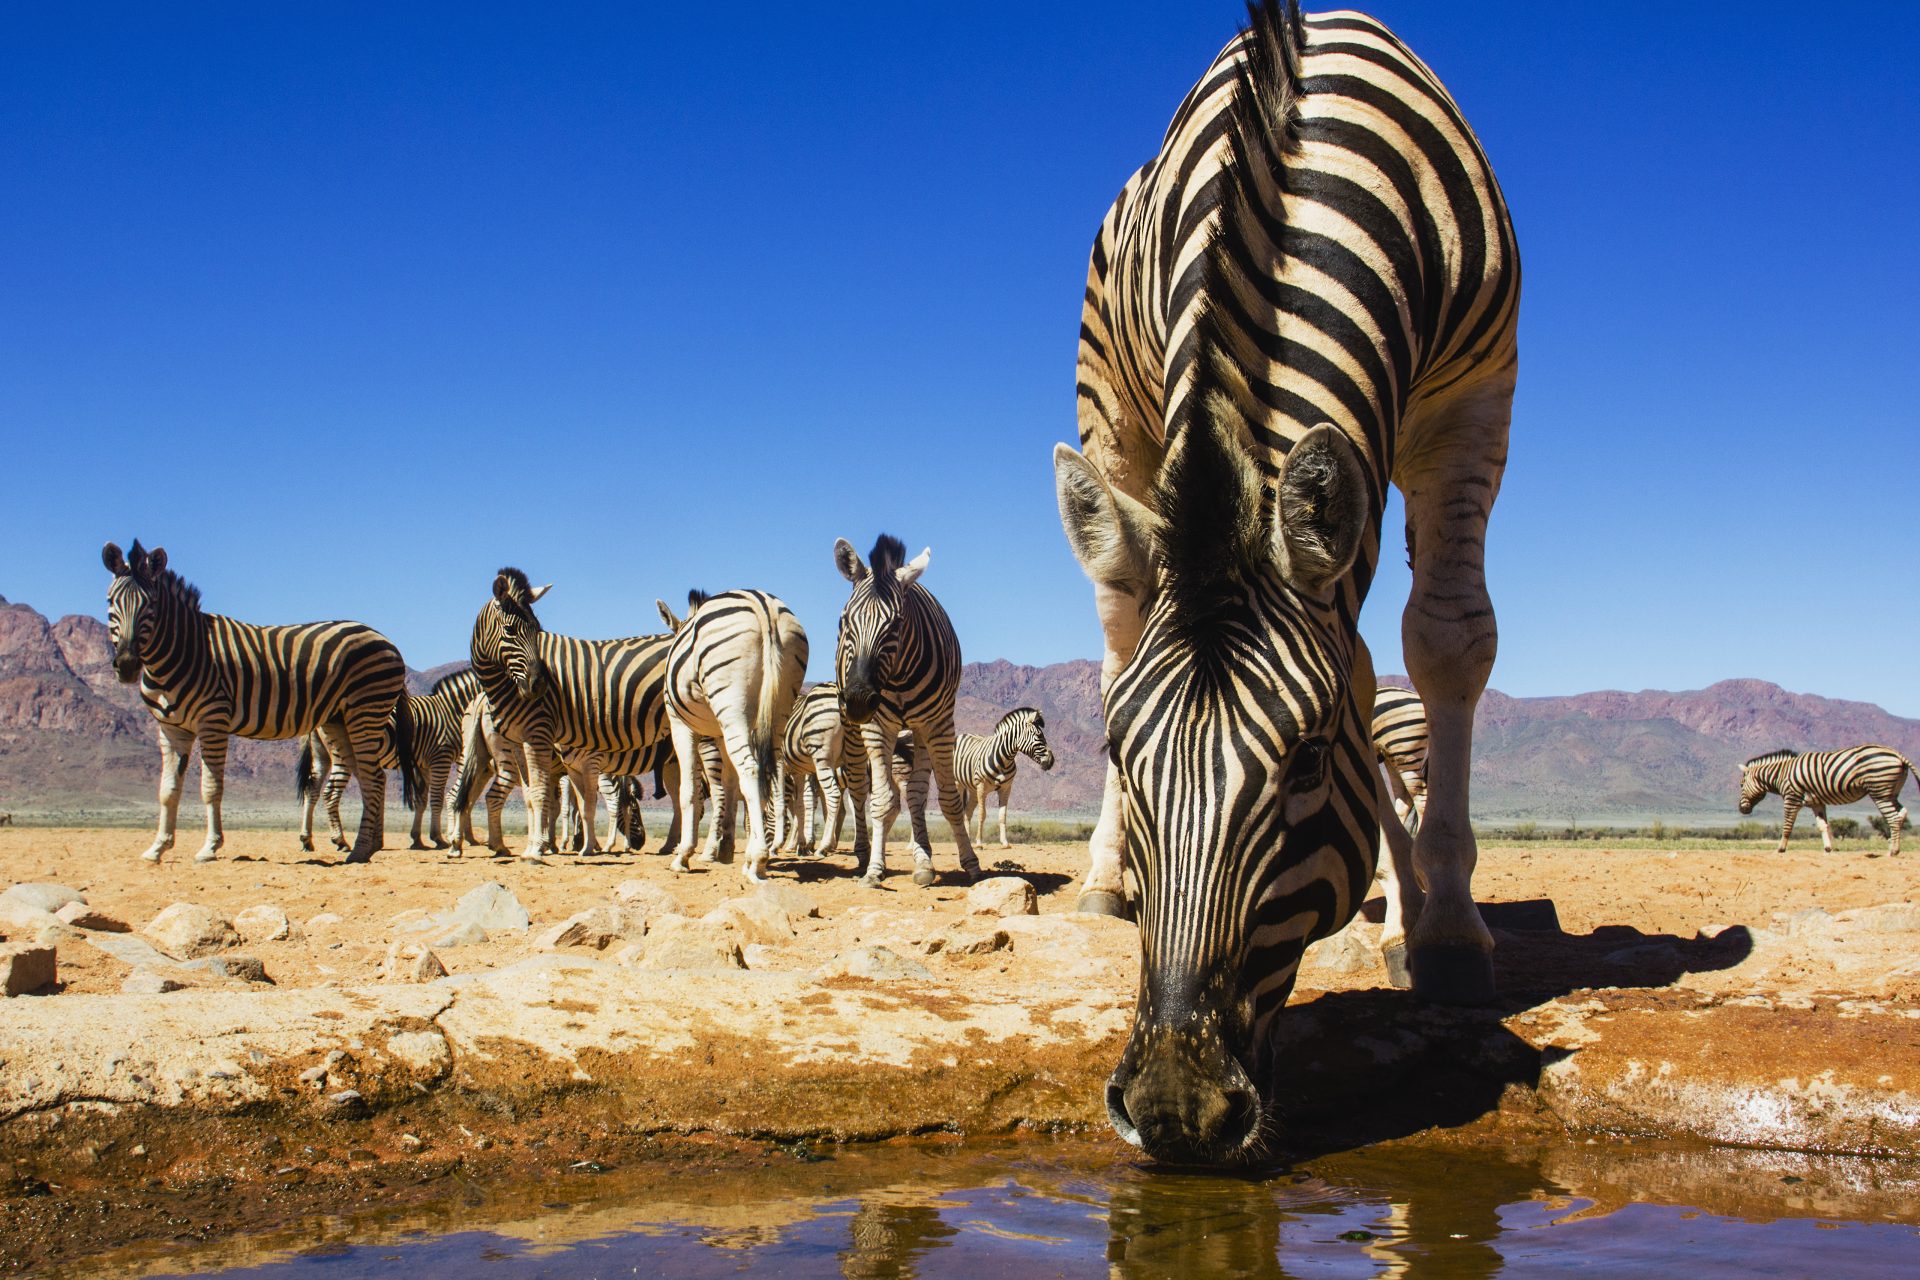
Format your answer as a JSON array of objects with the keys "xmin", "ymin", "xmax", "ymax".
[{"xmin": 123, "ymin": 1137, "xmax": 1920, "ymax": 1279}]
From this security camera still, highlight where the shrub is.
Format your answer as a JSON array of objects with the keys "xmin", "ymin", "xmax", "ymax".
[{"xmin": 1829, "ymin": 817, "xmax": 1861, "ymax": 839}]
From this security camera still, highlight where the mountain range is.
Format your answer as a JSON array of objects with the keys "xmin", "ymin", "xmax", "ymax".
[{"xmin": 4, "ymin": 594, "xmax": 1915, "ymax": 823}]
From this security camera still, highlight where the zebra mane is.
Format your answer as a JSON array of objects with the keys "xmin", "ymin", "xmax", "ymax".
[
  {"xmin": 1151, "ymin": 1, "xmax": 1305, "ymax": 637},
  {"xmin": 1002, "ymin": 706, "xmax": 1044, "ymax": 728},
  {"xmin": 687, "ymin": 588, "xmax": 711, "ymax": 610},
  {"xmin": 868, "ymin": 534, "xmax": 907, "ymax": 598},
  {"xmin": 1745, "ymin": 749, "xmax": 1799, "ymax": 767},
  {"xmin": 429, "ymin": 665, "xmax": 471, "ymax": 694},
  {"xmin": 128, "ymin": 541, "xmax": 202, "ymax": 612},
  {"xmin": 494, "ymin": 566, "xmax": 534, "ymax": 607}
]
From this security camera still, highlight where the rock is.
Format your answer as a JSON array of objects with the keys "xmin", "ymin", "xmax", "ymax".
[
  {"xmin": 925, "ymin": 920, "xmax": 1011, "ymax": 957},
  {"xmin": 638, "ymin": 917, "xmax": 744, "ymax": 970},
  {"xmin": 54, "ymin": 901, "xmax": 129, "ymax": 932},
  {"xmin": 705, "ymin": 897, "xmax": 794, "ymax": 946},
  {"xmin": 1, "ymin": 945, "xmax": 57, "ymax": 996},
  {"xmin": 82, "ymin": 932, "xmax": 181, "ymax": 970},
  {"xmin": 202, "ymin": 954, "xmax": 271, "ymax": 984},
  {"xmin": 327, "ymin": 1089, "xmax": 366, "ymax": 1113},
  {"xmin": 297, "ymin": 1065, "xmax": 328, "ymax": 1085},
  {"xmin": 234, "ymin": 905, "xmax": 293, "ymax": 943},
  {"xmin": 0, "ymin": 899, "xmax": 57, "ymax": 932},
  {"xmin": 1771, "ymin": 907, "xmax": 1837, "ymax": 938},
  {"xmin": 144, "ymin": 903, "xmax": 239, "ymax": 959},
  {"xmin": 388, "ymin": 908, "xmax": 432, "ymax": 928},
  {"xmin": 755, "ymin": 882, "xmax": 819, "ymax": 920},
  {"xmin": 305, "ymin": 912, "xmax": 346, "ymax": 935},
  {"xmin": 450, "ymin": 883, "xmax": 530, "ymax": 932},
  {"xmin": 965, "ymin": 876, "xmax": 1037, "ymax": 918},
  {"xmin": 815, "ymin": 945, "xmax": 933, "ymax": 982},
  {"xmin": 2, "ymin": 884, "xmax": 85, "ymax": 915},
  {"xmin": 121, "ymin": 967, "xmax": 185, "ymax": 995},
  {"xmin": 534, "ymin": 907, "xmax": 642, "ymax": 951},
  {"xmin": 741, "ymin": 943, "xmax": 804, "ymax": 971},
  {"xmin": 383, "ymin": 944, "xmax": 448, "ymax": 983},
  {"xmin": 429, "ymin": 921, "xmax": 488, "ymax": 948},
  {"xmin": 611, "ymin": 880, "xmax": 682, "ymax": 918},
  {"xmin": 385, "ymin": 1030, "xmax": 451, "ymax": 1075},
  {"xmin": 1299, "ymin": 925, "xmax": 1385, "ymax": 979},
  {"xmin": 1834, "ymin": 903, "xmax": 1920, "ymax": 934}
]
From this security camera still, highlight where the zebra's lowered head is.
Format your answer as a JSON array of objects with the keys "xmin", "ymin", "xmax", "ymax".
[
  {"xmin": 1739, "ymin": 749, "xmax": 1797, "ymax": 813},
  {"xmin": 832, "ymin": 534, "xmax": 930, "ymax": 725},
  {"xmin": 102, "ymin": 539, "xmax": 196, "ymax": 684},
  {"xmin": 1057, "ymin": 408, "xmax": 1371, "ymax": 1166},
  {"xmin": 481, "ymin": 568, "xmax": 550, "ymax": 698}
]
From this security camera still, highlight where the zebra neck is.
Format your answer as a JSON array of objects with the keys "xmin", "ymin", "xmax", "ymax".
[
  {"xmin": 981, "ymin": 728, "xmax": 1022, "ymax": 778},
  {"xmin": 143, "ymin": 606, "xmax": 216, "ymax": 700}
]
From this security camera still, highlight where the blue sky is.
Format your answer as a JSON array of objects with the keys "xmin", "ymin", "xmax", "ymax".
[{"xmin": 4, "ymin": 3, "xmax": 1916, "ymax": 712}]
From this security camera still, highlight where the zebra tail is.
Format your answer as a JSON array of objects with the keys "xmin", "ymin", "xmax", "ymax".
[
  {"xmin": 451, "ymin": 703, "xmax": 490, "ymax": 813},
  {"xmin": 296, "ymin": 736, "xmax": 315, "ymax": 802},
  {"xmin": 753, "ymin": 630, "xmax": 781, "ymax": 788},
  {"xmin": 394, "ymin": 696, "xmax": 422, "ymax": 811}
]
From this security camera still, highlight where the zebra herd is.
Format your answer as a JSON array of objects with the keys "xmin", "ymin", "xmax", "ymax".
[{"xmin": 101, "ymin": 536, "xmax": 1058, "ymax": 886}]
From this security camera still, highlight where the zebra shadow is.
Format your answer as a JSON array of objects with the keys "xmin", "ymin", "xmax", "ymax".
[{"xmin": 1270, "ymin": 904, "xmax": 1754, "ymax": 1158}]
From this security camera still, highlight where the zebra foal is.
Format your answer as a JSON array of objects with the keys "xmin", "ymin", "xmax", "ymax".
[
  {"xmin": 103, "ymin": 540, "xmax": 416, "ymax": 863},
  {"xmin": 299, "ymin": 666, "xmax": 479, "ymax": 852},
  {"xmin": 1054, "ymin": 0, "xmax": 1519, "ymax": 1164},
  {"xmin": 1740, "ymin": 747, "xmax": 1916, "ymax": 855}
]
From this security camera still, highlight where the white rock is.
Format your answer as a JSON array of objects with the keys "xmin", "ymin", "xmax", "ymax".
[
  {"xmin": 55, "ymin": 901, "xmax": 128, "ymax": 932},
  {"xmin": 430, "ymin": 921, "xmax": 489, "ymax": 948},
  {"xmin": 1834, "ymin": 903, "xmax": 1920, "ymax": 934},
  {"xmin": 815, "ymin": 945, "xmax": 933, "ymax": 982},
  {"xmin": 385, "ymin": 1030, "xmax": 451, "ymax": 1074},
  {"xmin": 143, "ymin": 903, "xmax": 239, "ymax": 959},
  {"xmin": 382, "ymin": 944, "xmax": 448, "ymax": 983},
  {"xmin": 638, "ymin": 917, "xmax": 744, "ymax": 970},
  {"xmin": 1, "ymin": 945, "xmax": 57, "ymax": 996},
  {"xmin": 450, "ymin": 882, "xmax": 530, "ymax": 932},
  {"xmin": 704, "ymin": 897, "xmax": 794, "ymax": 946},
  {"xmin": 965, "ymin": 876, "xmax": 1037, "ymax": 918},
  {"xmin": 2, "ymin": 884, "xmax": 86, "ymax": 914},
  {"xmin": 611, "ymin": 880, "xmax": 682, "ymax": 918},
  {"xmin": 535, "ymin": 907, "xmax": 642, "ymax": 951},
  {"xmin": 121, "ymin": 967, "xmax": 185, "ymax": 995},
  {"xmin": 754, "ymin": 882, "xmax": 819, "ymax": 919},
  {"xmin": 305, "ymin": 912, "xmax": 346, "ymax": 934},
  {"xmin": 925, "ymin": 920, "xmax": 1011, "ymax": 957},
  {"xmin": 234, "ymin": 904, "xmax": 293, "ymax": 943}
]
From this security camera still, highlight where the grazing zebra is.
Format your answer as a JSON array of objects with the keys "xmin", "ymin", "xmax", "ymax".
[
  {"xmin": 660, "ymin": 589, "xmax": 809, "ymax": 882},
  {"xmin": 1739, "ymin": 747, "xmax": 1917, "ymax": 856},
  {"xmin": 298, "ymin": 666, "xmax": 481, "ymax": 852},
  {"xmin": 1052, "ymin": 0, "xmax": 1519, "ymax": 1164},
  {"xmin": 466, "ymin": 568, "xmax": 674, "ymax": 859},
  {"xmin": 103, "ymin": 540, "xmax": 417, "ymax": 863},
  {"xmin": 1371, "ymin": 686, "xmax": 1428, "ymax": 832},
  {"xmin": 833, "ymin": 535, "xmax": 980, "ymax": 887},
  {"xmin": 892, "ymin": 710, "xmax": 1056, "ymax": 850}
]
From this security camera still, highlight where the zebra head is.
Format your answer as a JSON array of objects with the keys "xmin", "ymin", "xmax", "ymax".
[
  {"xmin": 102, "ymin": 540, "xmax": 195, "ymax": 684},
  {"xmin": 1055, "ymin": 414, "xmax": 1372, "ymax": 1167},
  {"xmin": 1005, "ymin": 707, "xmax": 1055, "ymax": 772},
  {"xmin": 832, "ymin": 535, "xmax": 930, "ymax": 725},
  {"xmin": 479, "ymin": 568, "xmax": 550, "ymax": 698},
  {"xmin": 1739, "ymin": 750, "xmax": 1795, "ymax": 813}
]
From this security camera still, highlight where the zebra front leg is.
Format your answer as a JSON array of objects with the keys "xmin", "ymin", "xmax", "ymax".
[
  {"xmin": 1375, "ymin": 765, "xmax": 1424, "ymax": 988},
  {"xmin": 858, "ymin": 719, "xmax": 903, "ymax": 883},
  {"xmin": 144, "ymin": 723, "xmax": 194, "ymax": 862},
  {"xmin": 816, "ymin": 750, "xmax": 845, "ymax": 855},
  {"xmin": 1777, "ymin": 795, "xmax": 1802, "ymax": 853},
  {"xmin": 903, "ymin": 735, "xmax": 938, "ymax": 885},
  {"xmin": 519, "ymin": 739, "xmax": 556, "ymax": 860},
  {"xmin": 997, "ymin": 780, "xmax": 1013, "ymax": 849},
  {"xmin": 195, "ymin": 727, "xmax": 231, "ymax": 863},
  {"xmin": 1810, "ymin": 803, "xmax": 1834, "ymax": 854},
  {"xmin": 924, "ymin": 731, "xmax": 981, "ymax": 882}
]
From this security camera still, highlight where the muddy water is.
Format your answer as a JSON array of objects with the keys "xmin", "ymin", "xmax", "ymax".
[{"xmin": 99, "ymin": 1136, "xmax": 1920, "ymax": 1279}]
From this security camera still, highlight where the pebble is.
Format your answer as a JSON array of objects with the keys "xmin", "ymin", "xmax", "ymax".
[{"xmin": 965, "ymin": 877, "xmax": 1038, "ymax": 918}]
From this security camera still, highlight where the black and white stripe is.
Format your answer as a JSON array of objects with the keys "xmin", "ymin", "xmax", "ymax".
[
  {"xmin": 1371, "ymin": 685, "xmax": 1427, "ymax": 832},
  {"xmin": 103, "ymin": 539, "xmax": 415, "ymax": 864},
  {"xmin": 833, "ymin": 534, "xmax": 980, "ymax": 886},
  {"xmin": 1053, "ymin": 1, "xmax": 1519, "ymax": 1165},
  {"xmin": 779, "ymin": 682, "xmax": 864, "ymax": 859},
  {"xmin": 1740, "ymin": 747, "xmax": 1917, "ymax": 855},
  {"xmin": 299, "ymin": 666, "xmax": 480, "ymax": 853}
]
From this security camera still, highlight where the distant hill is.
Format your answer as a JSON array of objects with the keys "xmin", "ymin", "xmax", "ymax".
[{"xmin": 3, "ymin": 594, "xmax": 1915, "ymax": 823}]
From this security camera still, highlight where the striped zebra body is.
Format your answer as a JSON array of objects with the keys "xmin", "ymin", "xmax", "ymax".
[
  {"xmin": 891, "ymin": 709, "xmax": 1057, "ymax": 851},
  {"xmin": 661, "ymin": 589, "xmax": 809, "ymax": 882},
  {"xmin": 1371, "ymin": 685, "xmax": 1428, "ymax": 830},
  {"xmin": 779, "ymin": 683, "xmax": 864, "ymax": 859},
  {"xmin": 1053, "ymin": 1, "xmax": 1519, "ymax": 1164},
  {"xmin": 1740, "ymin": 747, "xmax": 1916, "ymax": 855},
  {"xmin": 299, "ymin": 666, "xmax": 480, "ymax": 853},
  {"xmin": 468, "ymin": 568, "xmax": 674, "ymax": 859},
  {"xmin": 103, "ymin": 540, "xmax": 414, "ymax": 864},
  {"xmin": 834, "ymin": 535, "xmax": 980, "ymax": 887}
]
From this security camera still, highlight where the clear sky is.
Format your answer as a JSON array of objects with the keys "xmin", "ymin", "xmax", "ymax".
[{"xmin": 4, "ymin": 3, "xmax": 1916, "ymax": 712}]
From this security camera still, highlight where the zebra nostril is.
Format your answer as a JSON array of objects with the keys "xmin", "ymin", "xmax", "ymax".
[{"xmin": 1105, "ymin": 1081, "xmax": 1142, "ymax": 1147}]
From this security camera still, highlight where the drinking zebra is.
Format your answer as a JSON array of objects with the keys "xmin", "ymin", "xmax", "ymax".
[
  {"xmin": 298, "ymin": 666, "xmax": 480, "ymax": 852},
  {"xmin": 833, "ymin": 536, "xmax": 982, "ymax": 887},
  {"xmin": 103, "ymin": 540, "xmax": 416, "ymax": 863},
  {"xmin": 1739, "ymin": 747, "xmax": 1916, "ymax": 856},
  {"xmin": 660, "ymin": 589, "xmax": 808, "ymax": 882},
  {"xmin": 1053, "ymin": 0, "xmax": 1519, "ymax": 1164},
  {"xmin": 1371, "ymin": 686, "xmax": 1428, "ymax": 833},
  {"xmin": 466, "ymin": 568, "xmax": 673, "ymax": 859}
]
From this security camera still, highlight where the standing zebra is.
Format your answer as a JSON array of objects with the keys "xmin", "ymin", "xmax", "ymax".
[
  {"xmin": 661, "ymin": 589, "xmax": 808, "ymax": 883},
  {"xmin": 103, "ymin": 540, "xmax": 416, "ymax": 863},
  {"xmin": 896, "ymin": 709, "xmax": 1056, "ymax": 850},
  {"xmin": 1739, "ymin": 747, "xmax": 1916, "ymax": 855},
  {"xmin": 1053, "ymin": 1, "xmax": 1519, "ymax": 1164},
  {"xmin": 299, "ymin": 666, "xmax": 480, "ymax": 852},
  {"xmin": 1371, "ymin": 686, "xmax": 1428, "ymax": 833},
  {"xmin": 466, "ymin": 569, "xmax": 674, "ymax": 859},
  {"xmin": 833, "ymin": 536, "xmax": 981, "ymax": 887},
  {"xmin": 780, "ymin": 682, "xmax": 862, "ymax": 859}
]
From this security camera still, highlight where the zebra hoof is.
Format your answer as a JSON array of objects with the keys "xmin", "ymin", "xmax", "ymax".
[
  {"xmin": 298, "ymin": 837, "xmax": 314, "ymax": 853},
  {"xmin": 343, "ymin": 850, "xmax": 374, "ymax": 865},
  {"xmin": 862, "ymin": 875, "xmax": 886, "ymax": 889},
  {"xmin": 1382, "ymin": 940, "xmax": 1413, "ymax": 989},
  {"xmin": 409, "ymin": 840, "xmax": 429, "ymax": 851},
  {"xmin": 1409, "ymin": 944, "xmax": 1497, "ymax": 1006},
  {"xmin": 1074, "ymin": 890, "xmax": 1131, "ymax": 920},
  {"xmin": 140, "ymin": 848, "xmax": 164, "ymax": 864},
  {"xmin": 911, "ymin": 865, "xmax": 936, "ymax": 888}
]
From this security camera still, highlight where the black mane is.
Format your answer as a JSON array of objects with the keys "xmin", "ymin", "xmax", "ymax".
[
  {"xmin": 1745, "ymin": 749, "xmax": 1799, "ymax": 767},
  {"xmin": 868, "ymin": 534, "xmax": 906, "ymax": 594},
  {"xmin": 129, "ymin": 540, "xmax": 202, "ymax": 612}
]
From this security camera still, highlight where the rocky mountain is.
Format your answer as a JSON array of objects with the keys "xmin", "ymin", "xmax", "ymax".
[{"xmin": 3, "ymin": 594, "xmax": 1915, "ymax": 823}]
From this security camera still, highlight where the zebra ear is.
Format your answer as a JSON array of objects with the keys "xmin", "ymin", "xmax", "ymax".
[
  {"xmin": 102, "ymin": 542, "xmax": 129, "ymax": 576},
  {"xmin": 655, "ymin": 598, "xmax": 682, "ymax": 633},
  {"xmin": 147, "ymin": 546, "xmax": 168, "ymax": 576},
  {"xmin": 528, "ymin": 582, "xmax": 552, "ymax": 602},
  {"xmin": 1055, "ymin": 444, "xmax": 1160, "ymax": 597},
  {"xmin": 896, "ymin": 547, "xmax": 930, "ymax": 587},
  {"xmin": 834, "ymin": 538, "xmax": 867, "ymax": 584},
  {"xmin": 1273, "ymin": 425, "xmax": 1368, "ymax": 598}
]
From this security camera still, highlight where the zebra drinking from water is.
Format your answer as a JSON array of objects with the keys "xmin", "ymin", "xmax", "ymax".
[
  {"xmin": 1739, "ymin": 747, "xmax": 1916, "ymax": 856},
  {"xmin": 833, "ymin": 536, "xmax": 982, "ymax": 887},
  {"xmin": 103, "ymin": 540, "xmax": 416, "ymax": 863},
  {"xmin": 1052, "ymin": 1, "xmax": 1519, "ymax": 1164}
]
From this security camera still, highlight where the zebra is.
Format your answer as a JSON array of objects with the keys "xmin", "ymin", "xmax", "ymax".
[
  {"xmin": 1371, "ymin": 686, "xmax": 1428, "ymax": 833},
  {"xmin": 779, "ymin": 682, "xmax": 863, "ymax": 859},
  {"xmin": 298, "ymin": 666, "xmax": 480, "ymax": 852},
  {"xmin": 660, "ymin": 589, "xmax": 809, "ymax": 883},
  {"xmin": 890, "ymin": 710, "xmax": 1056, "ymax": 850},
  {"xmin": 833, "ymin": 535, "xmax": 981, "ymax": 887},
  {"xmin": 103, "ymin": 540, "xmax": 417, "ymax": 863},
  {"xmin": 466, "ymin": 568, "xmax": 674, "ymax": 859},
  {"xmin": 1739, "ymin": 747, "xmax": 1916, "ymax": 856},
  {"xmin": 1052, "ymin": 1, "xmax": 1519, "ymax": 1164}
]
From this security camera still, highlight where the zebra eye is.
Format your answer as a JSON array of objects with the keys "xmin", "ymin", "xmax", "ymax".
[
  {"xmin": 1107, "ymin": 737, "xmax": 1123, "ymax": 768},
  {"xmin": 1289, "ymin": 739, "xmax": 1331, "ymax": 791}
]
